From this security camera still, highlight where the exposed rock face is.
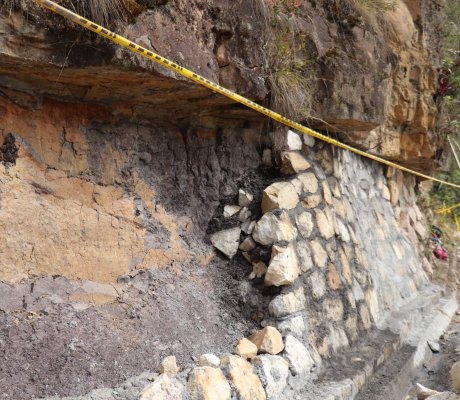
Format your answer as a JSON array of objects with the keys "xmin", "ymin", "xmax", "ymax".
[{"xmin": 0, "ymin": 0, "xmax": 445, "ymax": 398}]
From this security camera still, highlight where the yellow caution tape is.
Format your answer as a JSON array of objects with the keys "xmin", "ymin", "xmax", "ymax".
[
  {"xmin": 34, "ymin": 0, "xmax": 460, "ymax": 190},
  {"xmin": 437, "ymin": 203, "xmax": 460, "ymax": 214}
]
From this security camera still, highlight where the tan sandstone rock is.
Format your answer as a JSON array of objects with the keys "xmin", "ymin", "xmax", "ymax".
[
  {"xmin": 450, "ymin": 361, "xmax": 460, "ymax": 393},
  {"xmin": 249, "ymin": 327, "xmax": 284, "ymax": 355},
  {"xmin": 199, "ymin": 353, "xmax": 221, "ymax": 368},
  {"xmin": 140, "ymin": 374, "xmax": 184, "ymax": 400},
  {"xmin": 159, "ymin": 356, "xmax": 179, "ymax": 377},
  {"xmin": 221, "ymin": 355, "xmax": 266, "ymax": 400},
  {"xmin": 262, "ymin": 182, "xmax": 299, "ymax": 214},
  {"xmin": 252, "ymin": 211, "xmax": 297, "ymax": 246},
  {"xmin": 236, "ymin": 338, "xmax": 258, "ymax": 360},
  {"xmin": 265, "ymin": 244, "xmax": 300, "ymax": 286},
  {"xmin": 280, "ymin": 152, "xmax": 311, "ymax": 174},
  {"xmin": 188, "ymin": 367, "xmax": 231, "ymax": 400}
]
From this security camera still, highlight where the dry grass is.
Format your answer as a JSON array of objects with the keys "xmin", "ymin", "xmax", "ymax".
[
  {"xmin": 355, "ymin": 0, "xmax": 397, "ymax": 11},
  {"xmin": 0, "ymin": 0, "xmax": 131, "ymax": 25}
]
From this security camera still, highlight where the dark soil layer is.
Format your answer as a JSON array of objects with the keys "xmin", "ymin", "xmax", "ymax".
[{"xmin": 0, "ymin": 258, "xmax": 264, "ymax": 399}]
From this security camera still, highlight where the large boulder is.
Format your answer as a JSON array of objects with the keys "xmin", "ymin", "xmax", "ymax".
[
  {"xmin": 262, "ymin": 182, "xmax": 299, "ymax": 214},
  {"xmin": 265, "ymin": 244, "xmax": 300, "ymax": 286},
  {"xmin": 249, "ymin": 327, "xmax": 284, "ymax": 355},
  {"xmin": 188, "ymin": 367, "xmax": 231, "ymax": 400},
  {"xmin": 221, "ymin": 355, "xmax": 267, "ymax": 400},
  {"xmin": 210, "ymin": 227, "xmax": 241, "ymax": 259},
  {"xmin": 252, "ymin": 211, "xmax": 297, "ymax": 246}
]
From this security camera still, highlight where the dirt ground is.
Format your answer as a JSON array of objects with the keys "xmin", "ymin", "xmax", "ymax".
[
  {"xmin": 0, "ymin": 254, "xmax": 266, "ymax": 399},
  {"xmin": 406, "ymin": 314, "xmax": 460, "ymax": 397}
]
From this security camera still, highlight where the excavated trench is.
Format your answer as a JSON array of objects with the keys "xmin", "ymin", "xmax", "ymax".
[{"xmin": 0, "ymin": 1, "xmax": 457, "ymax": 399}]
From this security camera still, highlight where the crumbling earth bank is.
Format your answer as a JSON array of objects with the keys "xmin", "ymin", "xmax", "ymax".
[{"xmin": 0, "ymin": 0, "xmax": 454, "ymax": 399}]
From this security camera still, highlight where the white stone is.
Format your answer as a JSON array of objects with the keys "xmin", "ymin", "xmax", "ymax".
[
  {"xmin": 239, "ymin": 236, "xmax": 256, "ymax": 252},
  {"xmin": 262, "ymin": 182, "xmax": 299, "ymax": 213},
  {"xmin": 223, "ymin": 205, "xmax": 241, "ymax": 218},
  {"xmin": 322, "ymin": 181, "xmax": 332, "ymax": 205},
  {"xmin": 416, "ymin": 383, "xmax": 440, "ymax": 400},
  {"xmin": 280, "ymin": 152, "xmax": 311, "ymax": 174},
  {"xmin": 352, "ymin": 280, "xmax": 365, "ymax": 301},
  {"xmin": 309, "ymin": 270, "xmax": 326, "ymax": 299},
  {"xmin": 239, "ymin": 189, "xmax": 254, "ymax": 207},
  {"xmin": 335, "ymin": 218, "xmax": 350, "ymax": 242},
  {"xmin": 303, "ymin": 134, "xmax": 315, "ymax": 147},
  {"xmin": 298, "ymin": 172, "xmax": 318, "ymax": 193},
  {"xmin": 200, "ymin": 353, "xmax": 221, "ymax": 368},
  {"xmin": 252, "ymin": 211, "xmax": 297, "ymax": 246},
  {"xmin": 252, "ymin": 355, "xmax": 289, "ymax": 399},
  {"xmin": 140, "ymin": 374, "xmax": 184, "ymax": 400},
  {"xmin": 262, "ymin": 149, "xmax": 273, "ymax": 166},
  {"xmin": 290, "ymin": 177, "xmax": 303, "ymax": 195},
  {"xmin": 295, "ymin": 212, "xmax": 314, "ymax": 238},
  {"xmin": 414, "ymin": 222, "xmax": 427, "ymax": 239},
  {"xmin": 242, "ymin": 220, "xmax": 256, "ymax": 235},
  {"xmin": 425, "ymin": 393, "xmax": 457, "ymax": 400},
  {"xmin": 210, "ymin": 227, "xmax": 241, "ymax": 259},
  {"xmin": 323, "ymin": 298, "xmax": 344, "ymax": 321},
  {"xmin": 285, "ymin": 130, "xmax": 303, "ymax": 150},
  {"xmin": 382, "ymin": 185, "xmax": 391, "ymax": 200},
  {"xmin": 268, "ymin": 288, "xmax": 306, "ymax": 317},
  {"xmin": 295, "ymin": 240, "xmax": 313, "ymax": 272},
  {"xmin": 238, "ymin": 207, "xmax": 252, "ymax": 222},
  {"xmin": 310, "ymin": 240, "xmax": 328, "ymax": 268},
  {"xmin": 283, "ymin": 335, "xmax": 314, "ymax": 376},
  {"xmin": 277, "ymin": 316, "xmax": 306, "ymax": 338},
  {"xmin": 316, "ymin": 209, "xmax": 335, "ymax": 240},
  {"xmin": 427, "ymin": 340, "xmax": 440, "ymax": 353},
  {"xmin": 160, "ymin": 356, "xmax": 179, "ymax": 377},
  {"xmin": 265, "ymin": 244, "xmax": 301, "ymax": 286}
]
